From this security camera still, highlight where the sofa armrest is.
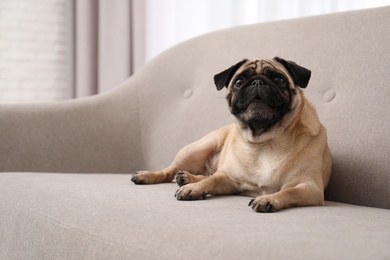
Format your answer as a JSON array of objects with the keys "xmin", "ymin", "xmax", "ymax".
[{"xmin": 0, "ymin": 79, "xmax": 143, "ymax": 173}]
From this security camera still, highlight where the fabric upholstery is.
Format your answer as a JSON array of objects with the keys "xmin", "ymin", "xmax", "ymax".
[
  {"xmin": 0, "ymin": 91, "xmax": 144, "ymax": 173},
  {"xmin": 1, "ymin": 6, "xmax": 390, "ymax": 260},
  {"xmin": 1, "ymin": 172, "xmax": 389, "ymax": 260}
]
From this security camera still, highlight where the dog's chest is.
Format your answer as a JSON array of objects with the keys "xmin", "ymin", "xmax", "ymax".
[{"xmin": 222, "ymin": 145, "xmax": 290, "ymax": 195}]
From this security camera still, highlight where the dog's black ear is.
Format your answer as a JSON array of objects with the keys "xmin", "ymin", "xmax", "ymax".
[
  {"xmin": 214, "ymin": 59, "xmax": 248, "ymax": 91},
  {"xmin": 274, "ymin": 57, "xmax": 311, "ymax": 88}
]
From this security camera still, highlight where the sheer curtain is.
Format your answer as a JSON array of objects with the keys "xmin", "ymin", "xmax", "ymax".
[
  {"xmin": 145, "ymin": 0, "xmax": 390, "ymax": 62},
  {"xmin": 69, "ymin": 0, "xmax": 145, "ymax": 98}
]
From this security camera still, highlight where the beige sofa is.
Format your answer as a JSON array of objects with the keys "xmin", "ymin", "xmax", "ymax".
[{"xmin": 1, "ymin": 6, "xmax": 389, "ymax": 260}]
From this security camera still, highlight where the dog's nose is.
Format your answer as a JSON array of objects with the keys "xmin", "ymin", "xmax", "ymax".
[{"xmin": 251, "ymin": 79, "xmax": 265, "ymax": 87}]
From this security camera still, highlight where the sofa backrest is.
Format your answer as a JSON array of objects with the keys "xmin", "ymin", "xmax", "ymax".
[{"xmin": 131, "ymin": 6, "xmax": 390, "ymax": 209}]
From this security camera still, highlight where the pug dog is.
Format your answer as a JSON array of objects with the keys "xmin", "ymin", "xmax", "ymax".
[{"xmin": 131, "ymin": 57, "xmax": 332, "ymax": 212}]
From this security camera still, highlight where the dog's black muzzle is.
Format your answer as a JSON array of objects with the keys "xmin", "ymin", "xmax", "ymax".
[{"xmin": 237, "ymin": 78, "xmax": 285, "ymax": 109}]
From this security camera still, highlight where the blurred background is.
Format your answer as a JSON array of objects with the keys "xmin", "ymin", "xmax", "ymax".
[{"xmin": 0, "ymin": 0, "xmax": 389, "ymax": 103}]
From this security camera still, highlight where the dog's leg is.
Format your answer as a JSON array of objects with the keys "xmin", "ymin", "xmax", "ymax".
[
  {"xmin": 175, "ymin": 171, "xmax": 208, "ymax": 187},
  {"xmin": 131, "ymin": 166, "xmax": 177, "ymax": 185},
  {"xmin": 175, "ymin": 171, "xmax": 237, "ymax": 200},
  {"xmin": 248, "ymin": 183, "xmax": 324, "ymax": 212},
  {"xmin": 131, "ymin": 139, "xmax": 211, "ymax": 185},
  {"xmin": 132, "ymin": 126, "xmax": 230, "ymax": 185}
]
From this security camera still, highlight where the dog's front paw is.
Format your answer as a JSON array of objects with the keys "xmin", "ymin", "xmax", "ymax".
[
  {"xmin": 175, "ymin": 184, "xmax": 207, "ymax": 201},
  {"xmin": 175, "ymin": 171, "xmax": 190, "ymax": 187},
  {"xmin": 248, "ymin": 195, "xmax": 281, "ymax": 213},
  {"xmin": 131, "ymin": 171, "xmax": 149, "ymax": 185}
]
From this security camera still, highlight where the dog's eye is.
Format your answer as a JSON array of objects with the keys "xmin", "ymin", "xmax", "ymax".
[
  {"xmin": 234, "ymin": 78, "xmax": 244, "ymax": 88},
  {"xmin": 274, "ymin": 78, "xmax": 285, "ymax": 85}
]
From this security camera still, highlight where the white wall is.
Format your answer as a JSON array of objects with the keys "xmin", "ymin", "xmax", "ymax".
[{"xmin": 0, "ymin": 0, "xmax": 67, "ymax": 103}]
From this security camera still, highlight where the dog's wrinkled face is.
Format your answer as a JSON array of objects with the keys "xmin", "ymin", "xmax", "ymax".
[{"xmin": 214, "ymin": 57, "xmax": 311, "ymax": 135}]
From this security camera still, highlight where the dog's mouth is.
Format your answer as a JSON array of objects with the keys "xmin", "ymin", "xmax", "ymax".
[
  {"xmin": 232, "ymin": 91, "xmax": 277, "ymax": 115},
  {"xmin": 246, "ymin": 94, "xmax": 280, "ymax": 110},
  {"xmin": 251, "ymin": 95, "xmax": 262, "ymax": 102},
  {"xmin": 250, "ymin": 95, "xmax": 265, "ymax": 103},
  {"xmin": 245, "ymin": 85, "xmax": 286, "ymax": 109},
  {"xmin": 246, "ymin": 96, "xmax": 267, "ymax": 109}
]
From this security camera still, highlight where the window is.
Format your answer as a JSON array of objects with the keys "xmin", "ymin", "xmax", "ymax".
[{"xmin": 0, "ymin": 0, "xmax": 68, "ymax": 103}]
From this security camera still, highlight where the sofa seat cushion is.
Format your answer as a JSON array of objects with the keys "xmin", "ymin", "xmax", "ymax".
[{"xmin": 1, "ymin": 172, "xmax": 389, "ymax": 259}]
